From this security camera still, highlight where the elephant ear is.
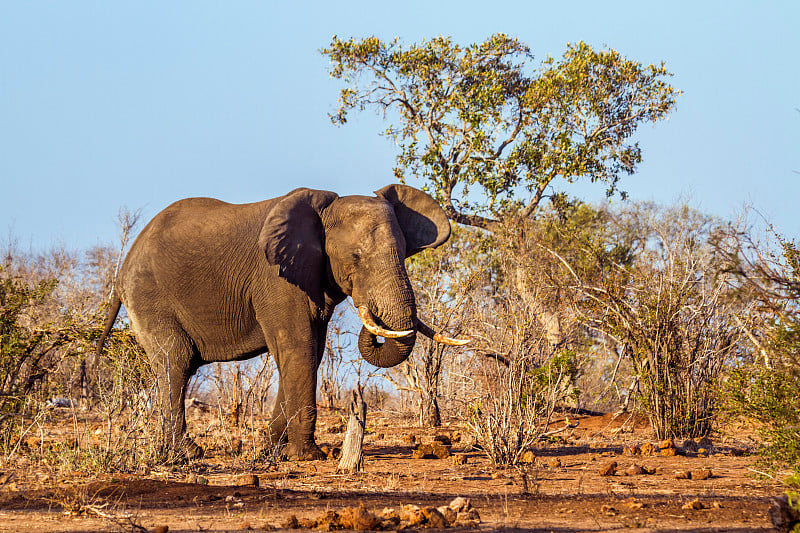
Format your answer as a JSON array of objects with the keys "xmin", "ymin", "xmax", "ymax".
[
  {"xmin": 259, "ymin": 188, "xmax": 339, "ymax": 300},
  {"xmin": 375, "ymin": 184, "xmax": 451, "ymax": 257}
]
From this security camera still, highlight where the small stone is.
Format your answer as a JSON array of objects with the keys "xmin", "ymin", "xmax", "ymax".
[
  {"xmin": 598, "ymin": 461, "xmax": 617, "ymax": 476},
  {"xmin": 625, "ymin": 498, "xmax": 645, "ymax": 509},
  {"xmin": 660, "ymin": 446, "xmax": 677, "ymax": 456},
  {"xmin": 601, "ymin": 504, "xmax": 618, "ymax": 516},
  {"xmin": 682, "ymin": 439, "xmax": 698, "ymax": 452},
  {"xmin": 236, "ymin": 474, "xmax": 259, "ymax": 487},
  {"xmin": 520, "ymin": 450, "xmax": 536, "ymax": 463},
  {"xmin": 639, "ymin": 442, "xmax": 656, "ymax": 456},
  {"xmin": 345, "ymin": 505, "xmax": 381, "ymax": 531},
  {"xmin": 682, "ymin": 499, "xmax": 705, "ymax": 510},
  {"xmin": 449, "ymin": 497, "xmax": 471, "ymax": 512},
  {"xmin": 153, "ymin": 527, "xmax": 169, "ymax": 533},
  {"xmin": 625, "ymin": 464, "xmax": 646, "ymax": 476},
  {"xmin": 692, "ymin": 468, "xmax": 712, "ymax": 480},
  {"xmin": 437, "ymin": 506, "xmax": 457, "ymax": 525},
  {"xmin": 455, "ymin": 508, "xmax": 481, "ymax": 526},
  {"xmin": 421, "ymin": 507, "xmax": 447, "ymax": 528},
  {"xmin": 431, "ymin": 442, "xmax": 450, "ymax": 459},
  {"xmin": 658, "ymin": 438, "xmax": 675, "ymax": 449},
  {"xmin": 401, "ymin": 504, "xmax": 426, "ymax": 526},
  {"xmin": 623, "ymin": 445, "xmax": 640, "ymax": 456}
]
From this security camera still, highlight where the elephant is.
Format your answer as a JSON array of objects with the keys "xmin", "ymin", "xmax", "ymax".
[{"xmin": 96, "ymin": 184, "xmax": 467, "ymax": 461}]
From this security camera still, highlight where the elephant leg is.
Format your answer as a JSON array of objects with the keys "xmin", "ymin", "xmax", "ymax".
[
  {"xmin": 268, "ymin": 331, "xmax": 326, "ymax": 461},
  {"xmin": 136, "ymin": 327, "xmax": 202, "ymax": 461},
  {"xmin": 267, "ymin": 381, "xmax": 288, "ymax": 446}
]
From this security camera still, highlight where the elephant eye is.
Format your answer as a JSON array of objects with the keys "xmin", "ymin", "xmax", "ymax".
[{"xmin": 351, "ymin": 251, "xmax": 361, "ymax": 263}]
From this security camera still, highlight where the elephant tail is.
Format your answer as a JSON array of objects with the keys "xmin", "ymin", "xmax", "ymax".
[{"xmin": 96, "ymin": 294, "xmax": 122, "ymax": 358}]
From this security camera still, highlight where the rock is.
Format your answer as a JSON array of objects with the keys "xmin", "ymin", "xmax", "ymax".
[
  {"xmin": 639, "ymin": 442, "xmax": 656, "ymax": 456},
  {"xmin": 598, "ymin": 461, "xmax": 617, "ymax": 476},
  {"xmin": 282, "ymin": 515, "xmax": 300, "ymax": 529},
  {"xmin": 379, "ymin": 508, "xmax": 401, "ymax": 529},
  {"xmin": 413, "ymin": 443, "xmax": 450, "ymax": 459},
  {"xmin": 437, "ymin": 506, "xmax": 457, "ymax": 525},
  {"xmin": 314, "ymin": 510, "xmax": 341, "ymax": 531},
  {"xmin": 449, "ymin": 497, "xmax": 472, "ymax": 513},
  {"xmin": 433, "ymin": 434, "xmax": 452, "ymax": 446},
  {"xmin": 451, "ymin": 453, "xmax": 467, "ymax": 465},
  {"xmin": 674, "ymin": 470, "xmax": 691, "ymax": 480},
  {"xmin": 660, "ymin": 446, "xmax": 677, "ymax": 457},
  {"xmin": 729, "ymin": 447, "xmax": 747, "ymax": 456},
  {"xmin": 520, "ymin": 450, "xmax": 536, "ymax": 463},
  {"xmin": 421, "ymin": 507, "xmax": 448, "ymax": 528},
  {"xmin": 682, "ymin": 499, "xmax": 705, "ymax": 510},
  {"xmin": 658, "ymin": 438, "xmax": 675, "ymax": 449},
  {"xmin": 455, "ymin": 508, "xmax": 481, "ymax": 526},
  {"xmin": 642, "ymin": 465, "xmax": 657, "ymax": 475},
  {"xmin": 401, "ymin": 434, "xmax": 416, "ymax": 445},
  {"xmin": 601, "ymin": 504, "xmax": 618, "ymax": 516},
  {"xmin": 401, "ymin": 504, "xmax": 426, "ymax": 526},
  {"xmin": 682, "ymin": 438, "xmax": 698, "ymax": 452},
  {"xmin": 769, "ymin": 494, "xmax": 800, "ymax": 531},
  {"xmin": 625, "ymin": 498, "xmax": 645, "ymax": 509},
  {"xmin": 340, "ymin": 505, "xmax": 380, "ymax": 531},
  {"xmin": 692, "ymin": 468, "xmax": 712, "ymax": 480},
  {"xmin": 623, "ymin": 445, "xmax": 640, "ymax": 456},
  {"xmin": 431, "ymin": 442, "xmax": 450, "ymax": 459},
  {"xmin": 153, "ymin": 527, "xmax": 169, "ymax": 533},
  {"xmin": 236, "ymin": 474, "xmax": 259, "ymax": 487},
  {"xmin": 697, "ymin": 447, "xmax": 709, "ymax": 457},
  {"xmin": 625, "ymin": 464, "xmax": 646, "ymax": 476},
  {"xmin": 412, "ymin": 448, "xmax": 428, "ymax": 459},
  {"xmin": 698, "ymin": 436, "xmax": 713, "ymax": 448}
]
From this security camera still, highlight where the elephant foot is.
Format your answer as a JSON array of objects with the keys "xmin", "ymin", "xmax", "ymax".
[{"xmin": 285, "ymin": 441, "xmax": 327, "ymax": 461}]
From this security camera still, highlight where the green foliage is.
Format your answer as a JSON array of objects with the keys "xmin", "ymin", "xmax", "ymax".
[
  {"xmin": 0, "ymin": 267, "xmax": 61, "ymax": 432},
  {"xmin": 576, "ymin": 204, "xmax": 740, "ymax": 438},
  {"xmin": 323, "ymin": 35, "xmax": 678, "ymax": 229},
  {"xmin": 723, "ymin": 235, "xmax": 800, "ymax": 475}
]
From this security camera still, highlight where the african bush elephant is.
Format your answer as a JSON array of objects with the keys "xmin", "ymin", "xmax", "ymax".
[{"xmin": 97, "ymin": 184, "xmax": 467, "ymax": 460}]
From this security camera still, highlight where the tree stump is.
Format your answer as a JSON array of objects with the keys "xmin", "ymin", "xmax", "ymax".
[{"xmin": 337, "ymin": 387, "xmax": 367, "ymax": 473}]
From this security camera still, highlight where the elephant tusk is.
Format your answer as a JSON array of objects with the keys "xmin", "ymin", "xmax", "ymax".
[
  {"xmin": 357, "ymin": 306, "xmax": 415, "ymax": 338},
  {"xmin": 414, "ymin": 318, "xmax": 471, "ymax": 346}
]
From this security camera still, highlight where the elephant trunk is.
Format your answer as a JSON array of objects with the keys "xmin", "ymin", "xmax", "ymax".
[
  {"xmin": 357, "ymin": 263, "xmax": 417, "ymax": 368},
  {"xmin": 358, "ymin": 326, "xmax": 417, "ymax": 368}
]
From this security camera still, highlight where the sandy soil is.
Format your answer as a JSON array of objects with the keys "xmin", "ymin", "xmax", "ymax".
[{"xmin": 0, "ymin": 408, "xmax": 785, "ymax": 532}]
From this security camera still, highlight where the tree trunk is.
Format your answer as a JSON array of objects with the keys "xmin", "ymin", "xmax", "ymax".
[{"xmin": 337, "ymin": 387, "xmax": 367, "ymax": 474}]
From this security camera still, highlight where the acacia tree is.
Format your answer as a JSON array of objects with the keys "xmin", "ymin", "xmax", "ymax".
[{"xmin": 323, "ymin": 34, "xmax": 678, "ymax": 229}]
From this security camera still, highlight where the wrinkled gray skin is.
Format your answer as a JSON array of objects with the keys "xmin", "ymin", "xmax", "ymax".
[{"xmin": 97, "ymin": 184, "xmax": 450, "ymax": 461}]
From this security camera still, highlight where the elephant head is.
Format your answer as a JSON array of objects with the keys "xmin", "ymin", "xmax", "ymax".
[{"xmin": 260, "ymin": 184, "xmax": 467, "ymax": 368}]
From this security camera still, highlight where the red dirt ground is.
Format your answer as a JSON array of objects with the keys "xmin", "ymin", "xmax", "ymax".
[{"xmin": 0, "ymin": 409, "xmax": 786, "ymax": 532}]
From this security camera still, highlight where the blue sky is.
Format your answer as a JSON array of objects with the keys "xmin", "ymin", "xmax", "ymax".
[{"xmin": 2, "ymin": 2, "xmax": 798, "ymax": 251}]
